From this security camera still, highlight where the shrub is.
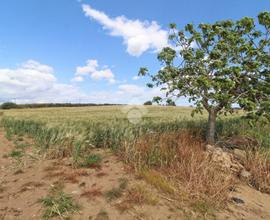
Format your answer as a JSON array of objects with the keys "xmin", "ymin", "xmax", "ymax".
[{"xmin": 1, "ymin": 102, "xmax": 18, "ymax": 110}]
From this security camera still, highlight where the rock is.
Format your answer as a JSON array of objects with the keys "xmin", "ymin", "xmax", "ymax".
[
  {"xmin": 233, "ymin": 149, "xmax": 246, "ymax": 162},
  {"xmin": 240, "ymin": 169, "xmax": 252, "ymax": 179},
  {"xmin": 231, "ymin": 197, "xmax": 245, "ymax": 204},
  {"xmin": 207, "ymin": 146, "xmax": 244, "ymax": 173},
  {"xmin": 206, "ymin": 144, "xmax": 215, "ymax": 152},
  {"xmin": 211, "ymin": 147, "xmax": 233, "ymax": 170}
]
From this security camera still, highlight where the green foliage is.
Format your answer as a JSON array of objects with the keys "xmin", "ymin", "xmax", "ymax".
[
  {"xmin": 9, "ymin": 150, "xmax": 23, "ymax": 159},
  {"xmin": 1, "ymin": 102, "xmax": 18, "ymax": 110},
  {"xmin": 139, "ymin": 12, "xmax": 270, "ymax": 142},
  {"xmin": 79, "ymin": 153, "xmax": 102, "ymax": 168},
  {"xmin": 144, "ymin": 100, "xmax": 152, "ymax": 105},
  {"xmin": 40, "ymin": 191, "xmax": 79, "ymax": 220}
]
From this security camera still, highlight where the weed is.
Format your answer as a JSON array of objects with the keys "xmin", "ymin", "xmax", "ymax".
[
  {"xmin": 79, "ymin": 154, "xmax": 102, "ymax": 168},
  {"xmin": 14, "ymin": 141, "xmax": 28, "ymax": 149},
  {"xmin": 9, "ymin": 150, "xmax": 23, "ymax": 159},
  {"xmin": 191, "ymin": 200, "xmax": 215, "ymax": 219},
  {"xmin": 116, "ymin": 184, "xmax": 158, "ymax": 212},
  {"xmin": 244, "ymin": 150, "xmax": 270, "ymax": 193},
  {"xmin": 40, "ymin": 186, "xmax": 79, "ymax": 220},
  {"xmin": 140, "ymin": 170, "xmax": 175, "ymax": 194}
]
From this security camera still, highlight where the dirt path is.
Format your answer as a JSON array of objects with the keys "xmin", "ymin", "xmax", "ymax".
[
  {"xmin": 0, "ymin": 129, "xmax": 270, "ymax": 220},
  {"xmin": 0, "ymin": 130, "xmax": 183, "ymax": 220}
]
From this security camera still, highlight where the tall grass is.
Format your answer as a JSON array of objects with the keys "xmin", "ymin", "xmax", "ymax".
[{"xmin": 0, "ymin": 106, "xmax": 269, "ymax": 213}]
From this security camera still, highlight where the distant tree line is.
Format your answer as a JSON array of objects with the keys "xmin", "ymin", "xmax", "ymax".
[{"xmin": 0, "ymin": 102, "xmax": 123, "ymax": 110}]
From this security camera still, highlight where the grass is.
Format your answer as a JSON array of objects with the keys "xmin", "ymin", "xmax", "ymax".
[
  {"xmin": 244, "ymin": 150, "xmax": 270, "ymax": 193},
  {"xmin": 78, "ymin": 153, "xmax": 102, "ymax": 168},
  {"xmin": 0, "ymin": 106, "xmax": 269, "ymax": 215},
  {"xmin": 95, "ymin": 209, "xmax": 109, "ymax": 220},
  {"xmin": 9, "ymin": 149, "xmax": 24, "ymax": 159},
  {"xmin": 39, "ymin": 184, "xmax": 79, "ymax": 220}
]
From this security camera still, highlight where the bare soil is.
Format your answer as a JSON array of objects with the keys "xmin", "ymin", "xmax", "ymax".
[{"xmin": 0, "ymin": 129, "xmax": 270, "ymax": 220}]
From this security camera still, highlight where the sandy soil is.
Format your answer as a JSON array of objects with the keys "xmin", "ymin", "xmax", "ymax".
[{"xmin": 0, "ymin": 129, "xmax": 270, "ymax": 220}]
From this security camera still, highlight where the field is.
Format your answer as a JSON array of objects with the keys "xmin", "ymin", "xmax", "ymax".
[{"xmin": 0, "ymin": 106, "xmax": 270, "ymax": 219}]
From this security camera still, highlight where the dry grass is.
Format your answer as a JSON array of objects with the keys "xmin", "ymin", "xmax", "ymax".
[
  {"xmin": 116, "ymin": 183, "xmax": 158, "ymax": 212},
  {"xmin": 244, "ymin": 151, "xmax": 270, "ymax": 193},
  {"xmin": 122, "ymin": 131, "xmax": 235, "ymax": 210},
  {"xmin": 80, "ymin": 187, "xmax": 103, "ymax": 199},
  {"xmin": 96, "ymin": 172, "xmax": 108, "ymax": 178},
  {"xmin": 44, "ymin": 169, "xmax": 88, "ymax": 184}
]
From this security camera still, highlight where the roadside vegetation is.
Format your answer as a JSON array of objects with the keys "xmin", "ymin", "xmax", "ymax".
[
  {"xmin": 1, "ymin": 105, "xmax": 269, "ymax": 217},
  {"xmin": 1, "ymin": 11, "xmax": 270, "ymax": 219}
]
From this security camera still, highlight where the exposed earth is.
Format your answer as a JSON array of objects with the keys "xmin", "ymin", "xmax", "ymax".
[{"xmin": 0, "ymin": 129, "xmax": 270, "ymax": 220}]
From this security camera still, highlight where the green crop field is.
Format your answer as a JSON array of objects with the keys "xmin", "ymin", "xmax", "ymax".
[
  {"xmin": 1, "ymin": 106, "xmax": 203, "ymax": 124},
  {"xmin": 0, "ymin": 106, "xmax": 269, "ymax": 151}
]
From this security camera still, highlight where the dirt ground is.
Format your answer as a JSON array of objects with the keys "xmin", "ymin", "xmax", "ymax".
[{"xmin": 0, "ymin": 129, "xmax": 270, "ymax": 220}]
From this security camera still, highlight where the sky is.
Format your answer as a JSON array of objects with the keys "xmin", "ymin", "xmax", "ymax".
[{"xmin": 0, "ymin": 0, "xmax": 269, "ymax": 104}]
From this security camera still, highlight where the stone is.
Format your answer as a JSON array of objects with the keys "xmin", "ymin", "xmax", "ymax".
[
  {"xmin": 231, "ymin": 197, "xmax": 245, "ymax": 204},
  {"xmin": 233, "ymin": 149, "xmax": 247, "ymax": 162},
  {"xmin": 207, "ymin": 146, "xmax": 244, "ymax": 173},
  {"xmin": 240, "ymin": 169, "xmax": 252, "ymax": 179},
  {"xmin": 206, "ymin": 144, "xmax": 215, "ymax": 152}
]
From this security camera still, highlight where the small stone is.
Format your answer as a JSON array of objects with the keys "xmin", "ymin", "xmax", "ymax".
[
  {"xmin": 240, "ymin": 169, "xmax": 252, "ymax": 179},
  {"xmin": 206, "ymin": 144, "xmax": 215, "ymax": 152},
  {"xmin": 71, "ymin": 190, "xmax": 79, "ymax": 195},
  {"xmin": 231, "ymin": 197, "xmax": 245, "ymax": 204},
  {"xmin": 233, "ymin": 149, "xmax": 246, "ymax": 161}
]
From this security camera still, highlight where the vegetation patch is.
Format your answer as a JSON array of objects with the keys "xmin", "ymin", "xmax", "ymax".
[
  {"xmin": 105, "ymin": 178, "xmax": 128, "ymax": 202},
  {"xmin": 78, "ymin": 153, "xmax": 102, "ymax": 168},
  {"xmin": 95, "ymin": 209, "xmax": 109, "ymax": 220},
  {"xmin": 116, "ymin": 184, "xmax": 158, "ymax": 212},
  {"xmin": 244, "ymin": 151, "xmax": 270, "ymax": 193},
  {"xmin": 39, "ymin": 186, "xmax": 79, "ymax": 220}
]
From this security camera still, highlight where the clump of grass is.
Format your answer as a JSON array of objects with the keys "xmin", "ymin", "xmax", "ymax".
[
  {"xmin": 14, "ymin": 141, "xmax": 28, "ymax": 149},
  {"xmin": 105, "ymin": 178, "xmax": 128, "ymax": 201},
  {"xmin": 9, "ymin": 149, "xmax": 23, "ymax": 159},
  {"xmin": 191, "ymin": 200, "xmax": 215, "ymax": 219},
  {"xmin": 140, "ymin": 170, "xmax": 175, "ymax": 194},
  {"xmin": 243, "ymin": 151, "xmax": 270, "ymax": 193},
  {"xmin": 95, "ymin": 209, "xmax": 109, "ymax": 220},
  {"xmin": 39, "ymin": 184, "xmax": 79, "ymax": 220},
  {"xmin": 116, "ymin": 184, "xmax": 158, "ymax": 212},
  {"xmin": 78, "ymin": 153, "xmax": 102, "ymax": 168},
  {"xmin": 123, "ymin": 131, "xmax": 235, "ymax": 211}
]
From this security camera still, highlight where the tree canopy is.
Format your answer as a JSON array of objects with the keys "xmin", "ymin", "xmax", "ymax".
[{"xmin": 140, "ymin": 12, "xmax": 270, "ymax": 143}]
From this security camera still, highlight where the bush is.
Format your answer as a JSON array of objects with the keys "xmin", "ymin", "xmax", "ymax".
[
  {"xmin": 1, "ymin": 102, "xmax": 18, "ymax": 109},
  {"xmin": 144, "ymin": 101, "xmax": 152, "ymax": 105}
]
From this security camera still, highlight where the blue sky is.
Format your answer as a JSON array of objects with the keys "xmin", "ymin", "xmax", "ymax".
[{"xmin": 0, "ymin": 0, "xmax": 269, "ymax": 104}]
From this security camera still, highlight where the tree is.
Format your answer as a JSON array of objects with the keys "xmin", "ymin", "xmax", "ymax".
[
  {"xmin": 139, "ymin": 12, "xmax": 270, "ymax": 144},
  {"xmin": 1, "ymin": 102, "xmax": 18, "ymax": 110},
  {"xmin": 144, "ymin": 100, "xmax": 152, "ymax": 105}
]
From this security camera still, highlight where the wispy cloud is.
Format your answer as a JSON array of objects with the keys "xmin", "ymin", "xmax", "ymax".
[{"xmin": 82, "ymin": 4, "xmax": 168, "ymax": 56}]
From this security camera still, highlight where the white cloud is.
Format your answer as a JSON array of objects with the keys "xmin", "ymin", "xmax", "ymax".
[
  {"xmin": 73, "ymin": 59, "xmax": 115, "ymax": 83},
  {"xmin": 132, "ymin": 75, "xmax": 140, "ymax": 80},
  {"xmin": 0, "ymin": 60, "xmax": 87, "ymax": 103},
  {"xmin": 82, "ymin": 4, "xmax": 168, "ymax": 56},
  {"xmin": 0, "ymin": 60, "xmax": 166, "ymax": 105}
]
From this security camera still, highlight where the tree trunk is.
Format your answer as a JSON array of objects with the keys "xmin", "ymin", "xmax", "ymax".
[{"xmin": 207, "ymin": 109, "xmax": 217, "ymax": 144}]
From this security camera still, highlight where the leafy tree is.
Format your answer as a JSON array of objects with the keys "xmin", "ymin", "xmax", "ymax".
[
  {"xmin": 1, "ymin": 102, "xmax": 18, "ymax": 110},
  {"xmin": 140, "ymin": 12, "xmax": 270, "ymax": 144},
  {"xmin": 144, "ymin": 101, "xmax": 153, "ymax": 105}
]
